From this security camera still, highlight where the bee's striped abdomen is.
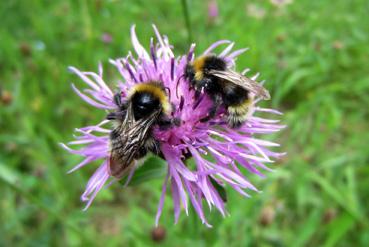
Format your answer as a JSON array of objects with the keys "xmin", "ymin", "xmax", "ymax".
[{"xmin": 226, "ymin": 98, "xmax": 253, "ymax": 128}]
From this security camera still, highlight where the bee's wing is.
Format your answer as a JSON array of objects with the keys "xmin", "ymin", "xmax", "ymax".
[
  {"xmin": 109, "ymin": 104, "xmax": 160, "ymax": 178},
  {"xmin": 209, "ymin": 69, "xmax": 270, "ymax": 100}
]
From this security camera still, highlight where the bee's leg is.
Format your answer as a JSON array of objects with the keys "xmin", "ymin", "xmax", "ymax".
[
  {"xmin": 136, "ymin": 137, "xmax": 160, "ymax": 160},
  {"xmin": 200, "ymin": 94, "xmax": 222, "ymax": 123},
  {"xmin": 193, "ymin": 77, "xmax": 213, "ymax": 106},
  {"xmin": 157, "ymin": 114, "xmax": 181, "ymax": 130},
  {"xmin": 199, "ymin": 77, "xmax": 213, "ymax": 92},
  {"xmin": 151, "ymin": 139, "xmax": 161, "ymax": 155},
  {"xmin": 136, "ymin": 147, "xmax": 148, "ymax": 159},
  {"xmin": 113, "ymin": 93, "xmax": 127, "ymax": 108},
  {"xmin": 106, "ymin": 112, "xmax": 116, "ymax": 120},
  {"xmin": 152, "ymin": 140, "xmax": 166, "ymax": 160},
  {"xmin": 181, "ymin": 148, "xmax": 192, "ymax": 161},
  {"xmin": 142, "ymin": 137, "xmax": 162, "ymax": 158},
  {"xmin": 107, "ymin": 93, "xmax": 128, "ymax": 120},
  {"xmin": 113, "ymin": 92, "xmax": 123, "ymax": 107},
  {"xmin": 106, "ymin": 110, "xmax": 126, "ymax": 120},
  {"xmin": 114, "ymin": 94, "xmax": 128, "ymax": 112}
]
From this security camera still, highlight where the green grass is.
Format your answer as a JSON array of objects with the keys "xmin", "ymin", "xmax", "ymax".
[{"xmin": 1, "ymin": 0, "xmax": 369, "ymax": 246}]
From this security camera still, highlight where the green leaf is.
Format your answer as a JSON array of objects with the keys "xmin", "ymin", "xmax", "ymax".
[
  {"xmin": 307, "ymin": 172, "xmax": 361, "ymax": 220},
  {"xmin": 291, "ymin": 209, "xmax": 321, "ymax": 247},
  {"xmin": 324, "ymin": 212, "xmax": 356, "ymax": 247},
  {"xmin": 0, "ymin": 162, "xmax": 19, "ymax": 185},
  {"xmin": 0, "ymin": 163, "xmax": 92, "ymax": 244},
  {"xmin": 272, "ymin": 68, "xmax": 312, "ymax": 105},
  {"xmin": 124, "ymin": 156, "xmax": 167, "ymax": 186}
]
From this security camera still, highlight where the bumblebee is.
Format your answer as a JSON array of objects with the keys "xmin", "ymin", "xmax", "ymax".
[
  {"xmin": 106, "ymin": 81, "xmax": 174, "ymax": 179},
  {"xmin": 184, "ymin": 55, "xmax": 270, "ymax": 128}
]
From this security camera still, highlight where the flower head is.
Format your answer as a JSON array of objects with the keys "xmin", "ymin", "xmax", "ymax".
[
  {"xmin": 62, "ymin": 25, "xmax": 285, "ymax": 226},
  {"xmin": 207, "ymin": 0, "xmax": 219, "ymax": 23}
]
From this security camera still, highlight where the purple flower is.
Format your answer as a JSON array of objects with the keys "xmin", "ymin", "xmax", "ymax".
[
  {"xmin": 207, "ymin": 0, "xmax": 219, "ymax": 23},
  {"xmin": 62, "ymin": 25, "xmax": 285, "ymax": 227},
  {"xmin": 101, "ymin": 32, "xmax": 113, "ymax": 44}
]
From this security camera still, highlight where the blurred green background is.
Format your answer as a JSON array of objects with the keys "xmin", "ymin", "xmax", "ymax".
[{"xmin": 1, "ymin": 0, "xmax": 369, "ymax": 246}]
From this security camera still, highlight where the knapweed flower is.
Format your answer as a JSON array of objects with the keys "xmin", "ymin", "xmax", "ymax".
[
  {"xmin": 207, "ymin": 0, "xmax": 219, "ymax": 24},
  {"xmin": 62, "ymin": 25, "xmax": 284, "ymax": 227}
]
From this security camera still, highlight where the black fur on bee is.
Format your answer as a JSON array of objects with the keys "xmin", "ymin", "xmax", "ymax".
[{"xmin": 185, "ymin": 55, "xmax": 270, "ymax": 128}]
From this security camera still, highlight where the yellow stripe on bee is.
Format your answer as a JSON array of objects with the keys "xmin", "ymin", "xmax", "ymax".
[
  {"xmin": 193, "ymin": 56, "xmax": 206, "ymax": 72},
  {"xmin": 128, "ymin": 82, "xmax": 172, "ymax": 115},
  {"xmin": 195, "ymin": 71, "xmax": 203, "ymax": 81},
  {"xmin": 192, "ymin": 56, "xmax": 207, "ymax": 81},
  {"xmin": 227, "ymin": 99, "xmax": 252, "ymax": 115}
]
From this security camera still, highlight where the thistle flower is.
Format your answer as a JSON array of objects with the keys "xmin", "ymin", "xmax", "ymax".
[{"xmin": 62, "ymin": 25, "xmax": 285, "ymax": 227}]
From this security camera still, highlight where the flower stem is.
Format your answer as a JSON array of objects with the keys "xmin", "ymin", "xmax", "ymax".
[{"xmin": 180, "ymin": 0, "xmax": 193, "ymax": 45}]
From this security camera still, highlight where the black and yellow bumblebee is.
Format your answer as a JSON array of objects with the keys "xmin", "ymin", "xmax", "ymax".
[
  {"xmin": 184, "ymin": 55, "xmax": 270, "ymax": 128},
  {"xmin": 106, "ymin": 81, "xmax": 176, "ymax": 179}
]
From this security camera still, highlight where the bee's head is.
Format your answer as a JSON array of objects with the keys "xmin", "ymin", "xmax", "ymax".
[
  {"xmin": 131, "ymin": 91, "xmax": 161, "ymax": 120},
  {"xmin": 128, "ymin": 82, "xmax": 172, "ymax": 120}
]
